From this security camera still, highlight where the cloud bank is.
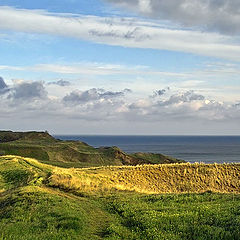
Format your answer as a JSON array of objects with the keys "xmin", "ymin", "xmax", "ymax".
[{"xmin": 0, "ymin": 77, "xmax": 239, "ymax": 127}]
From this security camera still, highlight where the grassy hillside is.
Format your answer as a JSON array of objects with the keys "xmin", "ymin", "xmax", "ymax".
[
  {"xmin": 0, "ymin": 131, "xmax": 185, "ymax": 167},
  {"xmin": 0, "ymin": 155, "xmax": 240, "ymax": 239}
]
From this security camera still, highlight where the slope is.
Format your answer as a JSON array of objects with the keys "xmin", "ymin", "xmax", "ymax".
[
  {"xmin": 0, "ymin": 131, "xmax": 185, "ymax": 167},
  {"xmin": 0, "ymin": 156, "xmax": 240, "ymax": 240}
]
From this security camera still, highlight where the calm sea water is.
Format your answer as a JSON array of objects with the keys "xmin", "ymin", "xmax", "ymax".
[{"xmin": 55, "ymin": 135, "xmax": 240, "ymax": 164}]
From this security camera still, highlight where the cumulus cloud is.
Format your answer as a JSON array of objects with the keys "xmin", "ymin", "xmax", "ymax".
[
  {"xmin": 152, "ymin": 87, "xmax": 170, "ymax": 98},
  {"xmin": 8, "ymin": 81, "xmax": 48, "ymax": 101},
  {"xmin": 128, "ymin": 91, "xmax": 234, "ymax": 121},
  {"xmin": 106, "ymin": 0, "xmax": 240, "ymax": 35},
  {"xmin": 1, "ymin": 7, "xmax": 240, "ymax": 61},
  {"xmin": 48, "ymin": 79, "xmax": 71, "ymax": 87},
  {"xmin": 0, "ymin": 79, "xmax": 239, "ymax": 132},
  {"xmin": 63, "ymin": 88, "xmax": 130, "ymax": 105},
  {"xmin": 162, "ymin": 90, "xmax": 205, "ymax": 106}
]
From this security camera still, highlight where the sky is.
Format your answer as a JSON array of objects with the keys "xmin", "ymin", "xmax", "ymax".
[{"xmin": 0, "ymin": 0, "xmax": 240, "ymax": 135}]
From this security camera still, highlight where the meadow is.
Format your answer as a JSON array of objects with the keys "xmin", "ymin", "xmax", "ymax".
[{"xmin": 0, "ymin": 155, "xmax": 240, "ymax": 239}]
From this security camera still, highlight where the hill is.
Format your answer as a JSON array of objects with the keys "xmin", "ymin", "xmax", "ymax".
[
  {"xmin": 0, "ymin": 131, "xmax": 185, "ymax": 167},
  {"xmin": 0, "ymin": 156, "xmax": 240, "ymax": 240},
  {"xmin": 0, "ymin": 130, "xmax": 55, "ymax": 142}
]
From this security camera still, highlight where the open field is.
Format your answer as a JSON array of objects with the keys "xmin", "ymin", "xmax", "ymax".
[{"xmin": 0, "ymin": 155, "xmax": 240, "ymax": 239}]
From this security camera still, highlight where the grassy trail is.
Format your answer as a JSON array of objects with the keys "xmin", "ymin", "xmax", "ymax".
[{"xmin": 37, "ymin": 187, "xmax": 113, "ymax": 239}]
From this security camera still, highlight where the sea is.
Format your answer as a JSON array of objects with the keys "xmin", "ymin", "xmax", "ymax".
[{"xmin": 55, "ymin": 135, "xmax": 240, "ymax": 164}]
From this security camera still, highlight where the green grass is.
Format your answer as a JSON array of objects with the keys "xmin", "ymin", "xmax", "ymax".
[
  {"xmin": 0, "ymin": 156, "xmax": 240, "ymax": 240},
  {"xmin": 1, "ymin": 189, "xmax": 239, "ymax": 240},
  {"xmin": 0, "ymin": 144, "xmax": 49, "ymax": 161},
  {"xmin": 0, "ymin": 189, "xmax": 87, "ymax": 240},
  {"xmin": 103, "ymin": 193, "xmax": 240, "ymax": 240},
  {"xmin": 131, "ymin": 152, "xmax": 184, "ymax": 164},
  {"xmin": 0, "ymin": 131, "xmax": 185, "ymax": 167}
]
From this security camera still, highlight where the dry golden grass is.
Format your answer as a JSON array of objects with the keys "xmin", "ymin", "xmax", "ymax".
[
  {"xmin": 48, "ymin": 162, "xmax": 240, "ymax": 194},
  {"xmin": 1, "ymin": 155, "xmax": 239, "ymax": 194}
]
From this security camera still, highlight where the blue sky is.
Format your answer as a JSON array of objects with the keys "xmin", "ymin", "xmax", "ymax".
[{"xmin": 0, "ymin": 0, "xmax": 240, "ymax": 134}]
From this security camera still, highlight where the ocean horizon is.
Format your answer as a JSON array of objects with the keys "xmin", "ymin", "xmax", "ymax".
[{"xmin": 55, "ymin": 135, "xmax": 240, "ymax": 164}]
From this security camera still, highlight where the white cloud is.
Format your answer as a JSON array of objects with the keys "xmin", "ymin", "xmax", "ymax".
[
  {"xmin": 0, "ymin": 65, "xmax": 24, "ymax": 71},
  {"xmin": 31, "ymin": 63, "xmax": 147, "ymax": 76},
  {"xmin": 8, "ymin": 81, "xmax": 48, "ymax": 101},
  {"xmin": 0, "ymin": 77, "xmax": 238, "ymax": 121},
  {"xmin": 0, "ymin": 77, "xmax": 239, "ymax": 133},
  {"xmin": 4, "ymin": 60, "xmax": 240, "ymax": 81},
  {"xmin": 62, "ymin": 88, "xmax": 129, "ymax": 105},
  {"xmin": 0, "ymin": 62, "xmax": 190, "ymax": 80},
  {"xmin": 1, "ymin": 60, "xmax": 240, "ymax": 102},
  {"xmin": 139, "ymin": 0, "xmax": 152, "ymax": 13},
  {"xmin": 1, "ymin": 7, "xmax": 240, "ymax": 61}
]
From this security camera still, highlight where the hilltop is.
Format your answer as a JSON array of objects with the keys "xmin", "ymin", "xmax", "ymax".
[
  {"xmin": 0, "ymin": 155, "xmax": 240, "ymax": 239},
  {"xmin": 0, "ymin": 130, "xmax": 185, "ymax": 167},
  {"xmin": 0, "ymin": 130, "xmax": 56, "ymax": 142}
]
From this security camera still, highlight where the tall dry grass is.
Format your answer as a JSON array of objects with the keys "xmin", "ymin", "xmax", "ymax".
[
  {"xmin": 48, "ymin": 163, "xmax": 240, "ymax": 194},
  {"xmin": 1, "ymin": 155, "xmax": 239, "ymax": 194}
]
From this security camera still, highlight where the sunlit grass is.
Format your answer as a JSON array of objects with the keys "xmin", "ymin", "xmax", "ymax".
[
  {"xmin": 49, "ymin": 162, "xmax": 240, "ymax": 194},
  {"xmin": 0, "ymin": 155, "xmax": 240, "ymax": 240}
]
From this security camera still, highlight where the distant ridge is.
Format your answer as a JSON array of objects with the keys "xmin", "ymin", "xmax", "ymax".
[
  {"xmin": 0, "ymin": 130, "xmax": 185, "ymax": 167},
  {"xmin": 0, "ymin": 130, "xmax": 55, "ymax": 143}
]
